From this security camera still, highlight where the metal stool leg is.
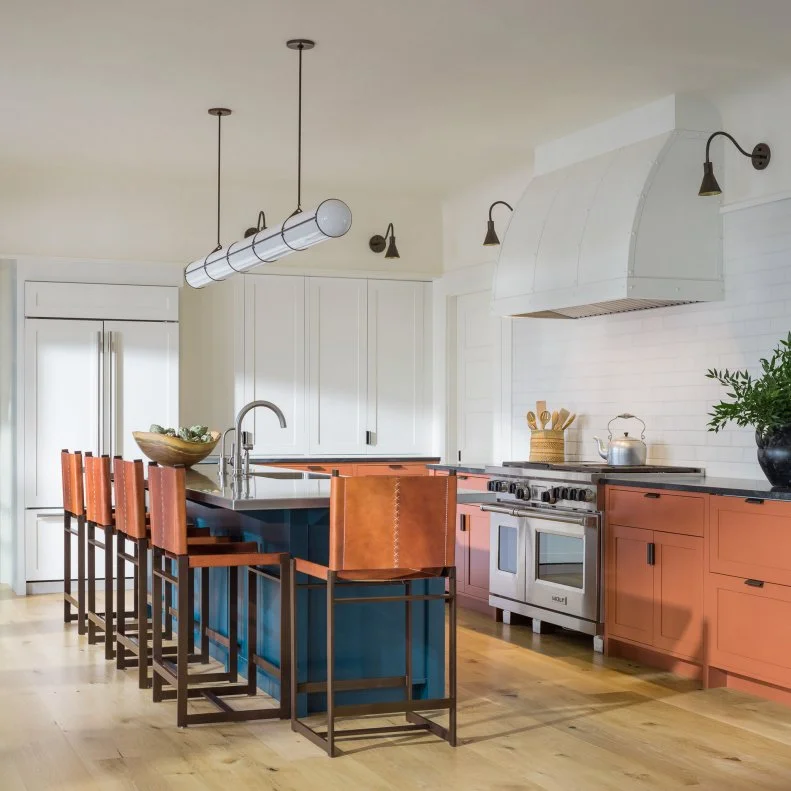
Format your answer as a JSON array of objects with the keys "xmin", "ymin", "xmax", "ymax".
[
  {"xmin": 247, "ymin": 568, "xmax": 257, "ymax": 695},
  {"xmin": 200, "ymin": 568, "xmax": 210, "ymax": 663},
  {"xmin": 138, "ymin": 538, "xmax": 150, "ymax": 690},
  {"xmin": 116, "ymin": 533, "xmax": 126, "ymax": 670},
  {"xmin": 228, "ymin": 566, "xmax": 238, "ymax": 682},
  {"xmin": 104, "ymin": 525, "xmax": 115, "ymax": 660},
  {"xmin": 63, "ymin": 511, "xmax": 72, "ymax": 625},
  {"xmin": 87, "ymin": 521, "xmax": 97, "ymax": 645},
  {"xmin": 326, "ymin": 570, "xmax": 336, "ymax": 758},
  {"xmin": 77, "ymin": 515, "xmax": 86, "ymax": 635},
  {"xmin": 151, "ymin": 548, "xmax": 164, "ymax": 703},
  {"xmin": 176, "ymin": 555, "xmax": 190, "ymax": 728},
  {"xmin": 449, "ymin": 566, "xmax": 458, "ymax": 747}
]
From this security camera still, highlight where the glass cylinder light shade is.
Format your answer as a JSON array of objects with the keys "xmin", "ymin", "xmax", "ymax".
[{"xmin": 185, "ymin": 198, "xmax": 352, "ymax": 288}]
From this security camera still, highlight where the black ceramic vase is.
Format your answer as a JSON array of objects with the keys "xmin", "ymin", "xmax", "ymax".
[{"xmin": 756, "ymin": 426, "xmax": 791, "ymax": 487}]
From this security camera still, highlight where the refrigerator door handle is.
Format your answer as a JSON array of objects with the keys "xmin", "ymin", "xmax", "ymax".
[
  {"xmin": 109, "ymin": 330, "xmax": 119, "ymax": 458},
  {"xmin": 97, "ymin": 330, "xmax": 105, "ymax": 456}
]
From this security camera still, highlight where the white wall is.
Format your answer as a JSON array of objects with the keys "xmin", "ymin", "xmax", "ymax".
[
  {"xmin": 511, "ymin": 199, "xmax": 791, "ymax": 477},
  {"xmin": 718, "ymin": 74, "xmax": 791, "ymax": 209},
  {"xmin": 0, "ymin": 260, "xmax": 16, "ymax": 585},
  {"xmin": 0, "ymin": 163, "xmax": 443, "ymax": 275},
  {"xmin": 439, "ymin": 85, "xmax": 791, "ymax": 477}
]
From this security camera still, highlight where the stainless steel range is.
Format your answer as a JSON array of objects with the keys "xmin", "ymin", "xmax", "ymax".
[{"xmin": 482, "ymin": 462, "xmax": 703, "ymax": 641}]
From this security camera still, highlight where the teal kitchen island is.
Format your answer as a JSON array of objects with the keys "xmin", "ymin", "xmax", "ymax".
[{"xmin": 183, "ymin": 463, "xmax": 491, "ymax": 715}]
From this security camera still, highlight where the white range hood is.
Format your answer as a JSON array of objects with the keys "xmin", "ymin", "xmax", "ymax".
[{"xmin": 493, "ymin": 96, "xmax": 725, "ymax": 319}]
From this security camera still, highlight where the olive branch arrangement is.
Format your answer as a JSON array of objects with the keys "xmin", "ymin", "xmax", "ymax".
[{"xmin": 706, "ymin": 331, "xmax": 791, "ymax": 435}]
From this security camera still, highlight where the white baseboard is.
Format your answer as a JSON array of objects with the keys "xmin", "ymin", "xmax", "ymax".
[{"xmin": 26, "ymin": 578, "xmax": 134, "ymax": 595}]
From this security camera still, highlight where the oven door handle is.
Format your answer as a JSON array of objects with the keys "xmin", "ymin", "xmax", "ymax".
[{"xmin": 480, "ymin": 504, "xmax": 597, "ymax": 528}]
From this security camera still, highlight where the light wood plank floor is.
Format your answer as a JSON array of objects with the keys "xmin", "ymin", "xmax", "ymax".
[{"xmin": 2, "ymin": 586, "xmax": 791, "ymax": 790}]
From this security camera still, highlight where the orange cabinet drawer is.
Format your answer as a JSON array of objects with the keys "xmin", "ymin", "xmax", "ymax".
[
  {"xmin": 709, "ymin": 495, "xmax": 791, "ymax": 587},
  {"xmin": 456, "ymin": 474, "xmax": 490, "ymax": 492},
  {"xmin": 354, "ymin": 462, "xmax": 428, "ymax": 476},
  {"xmin": 606, "ymin": 486, "xmax": 705, "ymax": 537},
  {"xmin": 705, "ymin": 571, "xmax": 791, "ymax": 689}
]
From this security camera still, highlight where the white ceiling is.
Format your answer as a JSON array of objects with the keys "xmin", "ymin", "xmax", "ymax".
[{"xmin": 3, "ymin": 0, "xmax": 791, "ymax": 194}]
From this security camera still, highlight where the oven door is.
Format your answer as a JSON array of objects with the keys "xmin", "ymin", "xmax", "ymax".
[
  {"xmin": 525, "ymin": 510, "xmax": 600, "ymax": 622},
  {"xmin": 484, "ymin": 506, "xmax": 526, "ymax": 603}
]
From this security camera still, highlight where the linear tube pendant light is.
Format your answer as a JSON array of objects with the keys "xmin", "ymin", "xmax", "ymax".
[{"xmin": 185, "ymin": 39, "xmax": 352, "ymax": 288}]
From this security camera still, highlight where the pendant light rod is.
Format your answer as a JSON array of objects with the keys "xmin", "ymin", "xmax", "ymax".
[
  {"xmin": 208, "ymin": 107, "xmax": 231, "ymax": 251},
  {"xmin": 287, "ymin": 39, "xmax": 315, "ymax": 215}
]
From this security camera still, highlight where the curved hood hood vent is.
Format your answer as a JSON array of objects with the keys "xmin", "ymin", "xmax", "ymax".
[{"xmin": 493, "ymin": 117, "xmax": 724, "ymax": 319}]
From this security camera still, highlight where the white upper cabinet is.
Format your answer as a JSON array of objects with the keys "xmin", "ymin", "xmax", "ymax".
[
  {"xmin": 366, "ymin": 280, "xmax": 427, "ymax": 455},
  {"xmin": 243, "ymin": 275, "xmax": 307, "ymax": 455},
  {"xmin": 25, "ymin": 282, "xmax": 178, "ymax": 321},
  {"xmin": 24, "ymin": 319, "xmax": 103, "ymax": 507},
  {"xmin": 307, "ymin": 278, "xmax": 368, "ymax": 455},
  {"xmin": 104, "ymin": 321, "xmax": 179, "ymax": 459}
]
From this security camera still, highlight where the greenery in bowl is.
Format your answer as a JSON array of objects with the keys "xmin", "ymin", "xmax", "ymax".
[
  {"xmin": 706, "ymin": 331, "xmax": 791, "ymax": 436},
  {"xmin": 149, "ymin": 424, "xmax": 213, "ymax": 443}
]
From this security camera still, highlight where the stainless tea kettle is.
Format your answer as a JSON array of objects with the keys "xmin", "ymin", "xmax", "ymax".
[{"xmin": 594, "ymin": 414, "xmax": 647, "ymax": 466}]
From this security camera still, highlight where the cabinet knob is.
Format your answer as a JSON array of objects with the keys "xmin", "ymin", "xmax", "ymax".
[{"xmin": 459, "ymin": 515, "xmax": 467, "ymax": 532}]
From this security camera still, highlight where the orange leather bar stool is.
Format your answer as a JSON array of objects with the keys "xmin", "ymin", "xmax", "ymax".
[
  {"xmin": 290, "ymin": 471, "xmax": 458, "ymax": 757},
  {"xmin": 148, "ymin": 464, "xmax": 291, "ymax": 727},
  {"xmin": 61, "ymin": 450, "xmax": 86, "ymax": 634},
  {"xmin": 114, "ymin": 458, "xmax": 232, "ymax": 689},
  {"xmin": 85, "ymin": 453, "xmax": 122, "ymax": 660}
]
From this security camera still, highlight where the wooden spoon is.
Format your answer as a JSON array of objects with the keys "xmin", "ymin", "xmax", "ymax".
[
  {"xmin": 526, "ymin": 411, "xmax": 538, "ymax": 431},
  {"xmin": 539, "ymin": 410, "xmax": 551, "ymax": 429},
  {"xmin": 551, "ymin": 410, "xmax": 560, "ymax": 430}
]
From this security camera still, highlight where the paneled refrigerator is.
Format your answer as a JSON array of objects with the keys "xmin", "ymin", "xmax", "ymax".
[{"xmin": 23, "ymin": 318, "xmax": 178, "ymax": 585}]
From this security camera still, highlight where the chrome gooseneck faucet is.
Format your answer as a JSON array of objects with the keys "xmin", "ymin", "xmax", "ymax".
[{"xmin": 232, "ymin": 400, "xmax": 287, "ymax": 478}]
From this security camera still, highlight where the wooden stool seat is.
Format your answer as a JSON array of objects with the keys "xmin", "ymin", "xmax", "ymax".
[
  {"xmin": 148, "ymin": 463, "xmax": 291, "ymax": 728},
  {"xmin": 290, "ymin": 472, "xmax": 458, "ymax": 757}
]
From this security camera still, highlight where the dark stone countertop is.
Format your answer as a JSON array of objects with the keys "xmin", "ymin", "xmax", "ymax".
[
  {"xmin": 602, "ymin": 473, "xmax": 791, "ymax": 502},
  {"xmin": 426, "ymin": 463, "xmax": 490, "ymax": 475}
]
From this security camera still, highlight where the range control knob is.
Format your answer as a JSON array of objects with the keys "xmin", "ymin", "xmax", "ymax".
[
  {"xmin": 568, "ymin": 489, "xmax": 579, "ymax": 501},
  {"xmin": 515, "ymin": 487, "xmax": 526, "ymax": 500},
  {"xmin": 498, "ymin": 480, "xmax": 511, "ymax": 493},
  {"xmin": 487, "ymin": 480, "xmax": 498, "ymax": 492},
  {"xmin": 559, "ymin": 487, "xmax": 570, "ymax": 500},
  {"xmin": 508, "ymin": 482, "xmax": 518, "ymax": 494},
  {"xmin": 541, "ymin": 490, "xmax": 552, "ymax": 503},
  {"xmin": 576, "ymin": 488, "xmax": 592, "ymax": 503}
]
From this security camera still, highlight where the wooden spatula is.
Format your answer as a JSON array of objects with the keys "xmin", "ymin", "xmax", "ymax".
[
  {"xmin": 536, "ymin": 400, "xmax": 547, "ymax": 418},
  {"xmin": 558, "ymin": 408, "xmax": 570, "ymax": 428},
  {"xmin": 561, "ymin": 413, "xmax": 576, "ymax": 431}
]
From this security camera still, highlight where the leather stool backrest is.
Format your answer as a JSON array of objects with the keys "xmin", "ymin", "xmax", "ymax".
[
  {"xmin": 85, "ymin": 454, "xmax": 114, "ymax": 526},
  {"xmin": 60, "ymin": 449, "xmax": 85, "ymax": 517},
  {"xmin": 114, "ymin": 458, "xmax": 147, "ymax": 539},
  {"xmin": 329, "ymin": 475, "xmax": 457, "ymax": 571},
  {"xmin": 147, "ymin": 463, "xmax": 188, "ymax": 555}
]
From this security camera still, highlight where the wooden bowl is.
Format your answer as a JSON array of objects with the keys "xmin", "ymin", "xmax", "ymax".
[{"xmin": 132, "ymin": 430, "xmax": 221, "ymax": 467}]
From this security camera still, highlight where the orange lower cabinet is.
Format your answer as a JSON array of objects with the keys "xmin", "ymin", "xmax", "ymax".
[
  {"xmin": 706, "ymin": 572, "xmax": 791, "ymax": 690},
  {"xmin": 653, "ymin": 532, "xmax": 704, "ymax": 661},
  {"xmin": 606, "ymin": 524, "xmax": 655, "ymax": 647},
  {"xmin": 461, "ymin": 506, "xmax": 490, "ymax": 602},
  {"xmin": 457, "ymin": 474, "xmax": 490, "ymax": 491}
]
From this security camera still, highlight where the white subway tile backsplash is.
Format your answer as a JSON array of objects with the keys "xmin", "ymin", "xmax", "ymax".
[{"xmin": 511, "ymin": 199, "xmax": 791, "ymax": 479}]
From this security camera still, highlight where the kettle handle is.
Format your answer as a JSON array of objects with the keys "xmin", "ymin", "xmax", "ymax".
[{"xmin": 607, "ymin": 413, "xmax": 646, "ymax": 441}]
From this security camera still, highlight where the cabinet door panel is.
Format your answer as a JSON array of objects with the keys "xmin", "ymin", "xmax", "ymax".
[
  {"xmin": 606, "ymin": 524, "xmax": 654, "ymax": 646},
  {"xmin": 653, "ymin": 533, "xmax": 703, "ymax": 660},
  {"xmin": 245, "ymin": 276, "xmax": 307, "ymax": 455},
  {"xmin": 24, "ymin": 319, "xmax": 103, "ymax": 507},
  {"xmin": 464, "ymin": 508, "xmax": 491, "ymax": 601},
  {"xmin": 710, "ymin": 496, "xmax": 791, "ymax": 587},
  {"xmin": 308, "ymin": 278, "xmax": 367, "ymax": 455},
  {"xmin": 25, "ymin": 510, "xmax": 73, "ymax": 582},
  {"xmin": 607, "ymin": 487, "xmax": 705, "ymax": 537},
  {"xmin": 706, "ymin": 572, "xmax": 791, "ymax": 690},
  {"xmin": 105, "ymin": 321, "xmax": 179, "ymax": 459},
  {"xmin": 367, "ymin": 281, "xmax": 427, "ymax": 455}
]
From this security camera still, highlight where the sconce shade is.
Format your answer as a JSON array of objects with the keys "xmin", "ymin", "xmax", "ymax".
[
  {"xmin": 185, "ymin": 199, "xmax": 352, "ymax": 288},
  {"xmin": 385, "ymin": 234, "xmax": 400, "ymax": 259},
  {"xmin": 483, "ymin": 219, "xmax": 500, "ymax": 246},
  {"xmin": 698, "ymin": 161, "xmax": 722, "ymax": 197}
]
